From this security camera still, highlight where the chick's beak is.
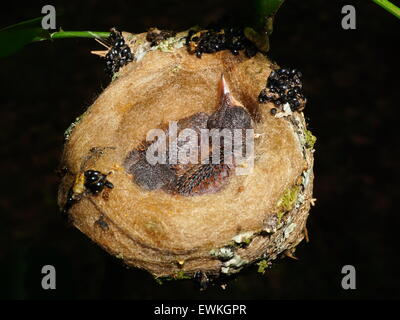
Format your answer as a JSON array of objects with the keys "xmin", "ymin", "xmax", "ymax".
[{"xmin": 219, "ymin": 74, "xmax": 243, "ymax": 108}]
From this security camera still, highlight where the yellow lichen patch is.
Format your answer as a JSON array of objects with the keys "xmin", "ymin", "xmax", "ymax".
[
  {"xmin": 174, "ymin": 270, "xmax": 191, "ymax": 280},
  {"xmin": 276, "ymin": 184, "xmax": 300, "ymax": 222},
  {"xmin": 72, "ymin": 173, "xmax": 86, "ymax": 194},
  {"xmin": 304, "ymin": 129, "xmax": 317, "ymax": 149},
  {"xmin": 257, "ymin": 260, "xmax": 269, "ymax": 274}
]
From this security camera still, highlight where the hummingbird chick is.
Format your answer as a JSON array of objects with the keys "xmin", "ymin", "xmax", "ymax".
[{"xmin": 124, "ymin": 75, "xmax": 253, "ymax": 196}]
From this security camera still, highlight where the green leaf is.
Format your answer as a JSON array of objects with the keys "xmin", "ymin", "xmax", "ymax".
[
  {"xmin": 0, "ymin": 17, "xmax": 50, "ymax": 58},
  {"xmin": 244, "ymin": 26, "xmax": 270, "ymax": 52},
  {"xmin": 244, "ymin": 0, "xmax": 285, "ymax": 53},
  {"xmin": 253, "ymin": 0, "xmax": 285, "ymax": 33},
  {"xmin": 0, "ymin": 16, "xmax": 110, "ymax": 58}
]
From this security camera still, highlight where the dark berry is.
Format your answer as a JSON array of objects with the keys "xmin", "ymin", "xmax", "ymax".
[
  {"xmin": 84, "ymin": 170, "xmax": 113, "ymax": 195},
  {"xmin": 258, "ymin": 67, "xmax": 306, "ymax": 112},
  {"xmin": 104, "ymin": 28, "xmax": 134, "ymax": 75},
  {"xmin": 115, "ymin": 39, "xmax": 125, "ymax": 47},
  {"xmin": 186, "ymin": 27, "xmax": 259, "ymax": 58}
]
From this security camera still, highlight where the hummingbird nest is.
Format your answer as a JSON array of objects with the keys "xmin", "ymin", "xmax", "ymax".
[{"xmin": 58, "ymin": 28, "xmax": 316, "ymax": 286}]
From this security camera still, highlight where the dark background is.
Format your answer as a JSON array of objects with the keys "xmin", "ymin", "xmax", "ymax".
[{"xmin": 0, "ymin": 0, "xmax": 399, "ymax": 299}]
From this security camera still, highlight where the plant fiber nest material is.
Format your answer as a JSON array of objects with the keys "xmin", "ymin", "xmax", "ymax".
[{"xmin": 58, "ymin": 30, "xmax": 315, "ymax": 280}]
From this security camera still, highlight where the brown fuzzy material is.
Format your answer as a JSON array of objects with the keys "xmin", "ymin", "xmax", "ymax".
[{"xmin": 58, "ymin": 31, "xmax": 315, "ymax": 278}]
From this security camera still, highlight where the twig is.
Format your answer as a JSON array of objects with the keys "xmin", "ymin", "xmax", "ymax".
[
  {"xmin": 50, "ymin": 31, "xmax": 110, "ymax": 39},
  {"xmin": 371, "ymin": 0, "xmax": 400, "ymax": 19}
]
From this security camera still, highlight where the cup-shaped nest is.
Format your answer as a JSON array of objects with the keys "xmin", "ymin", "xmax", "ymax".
[{"xmin": 58, "ymin": 29, "xmax": 316, "ymax": 283}]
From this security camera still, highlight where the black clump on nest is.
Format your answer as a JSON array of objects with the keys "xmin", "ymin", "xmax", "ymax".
[
  {"xmin": 258, "ymin": 68, "xmax": 306, "ymax": 112},
  {"xmin": 146, "ymin": 28, "xmax": 176, "ymax": 46},
  {"xmin": 105, "ymin": 28, "xmax": 134, "ymax": 75},
  {"xmin": 186, "ymin": 27, "xmax": 258, "ymax": 58}
]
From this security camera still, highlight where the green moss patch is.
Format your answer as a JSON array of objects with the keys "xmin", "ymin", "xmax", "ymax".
[
  {"xmin": 257, "ymin": 260, "xmax": 269, "ymax": 274},
  {"xmin": 276, "ymin": 185, "xmax": 300, "ymax": 222},
  {"xmin": 304, "ymin": 129, "xmax": 317, "ymax": 149}
]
